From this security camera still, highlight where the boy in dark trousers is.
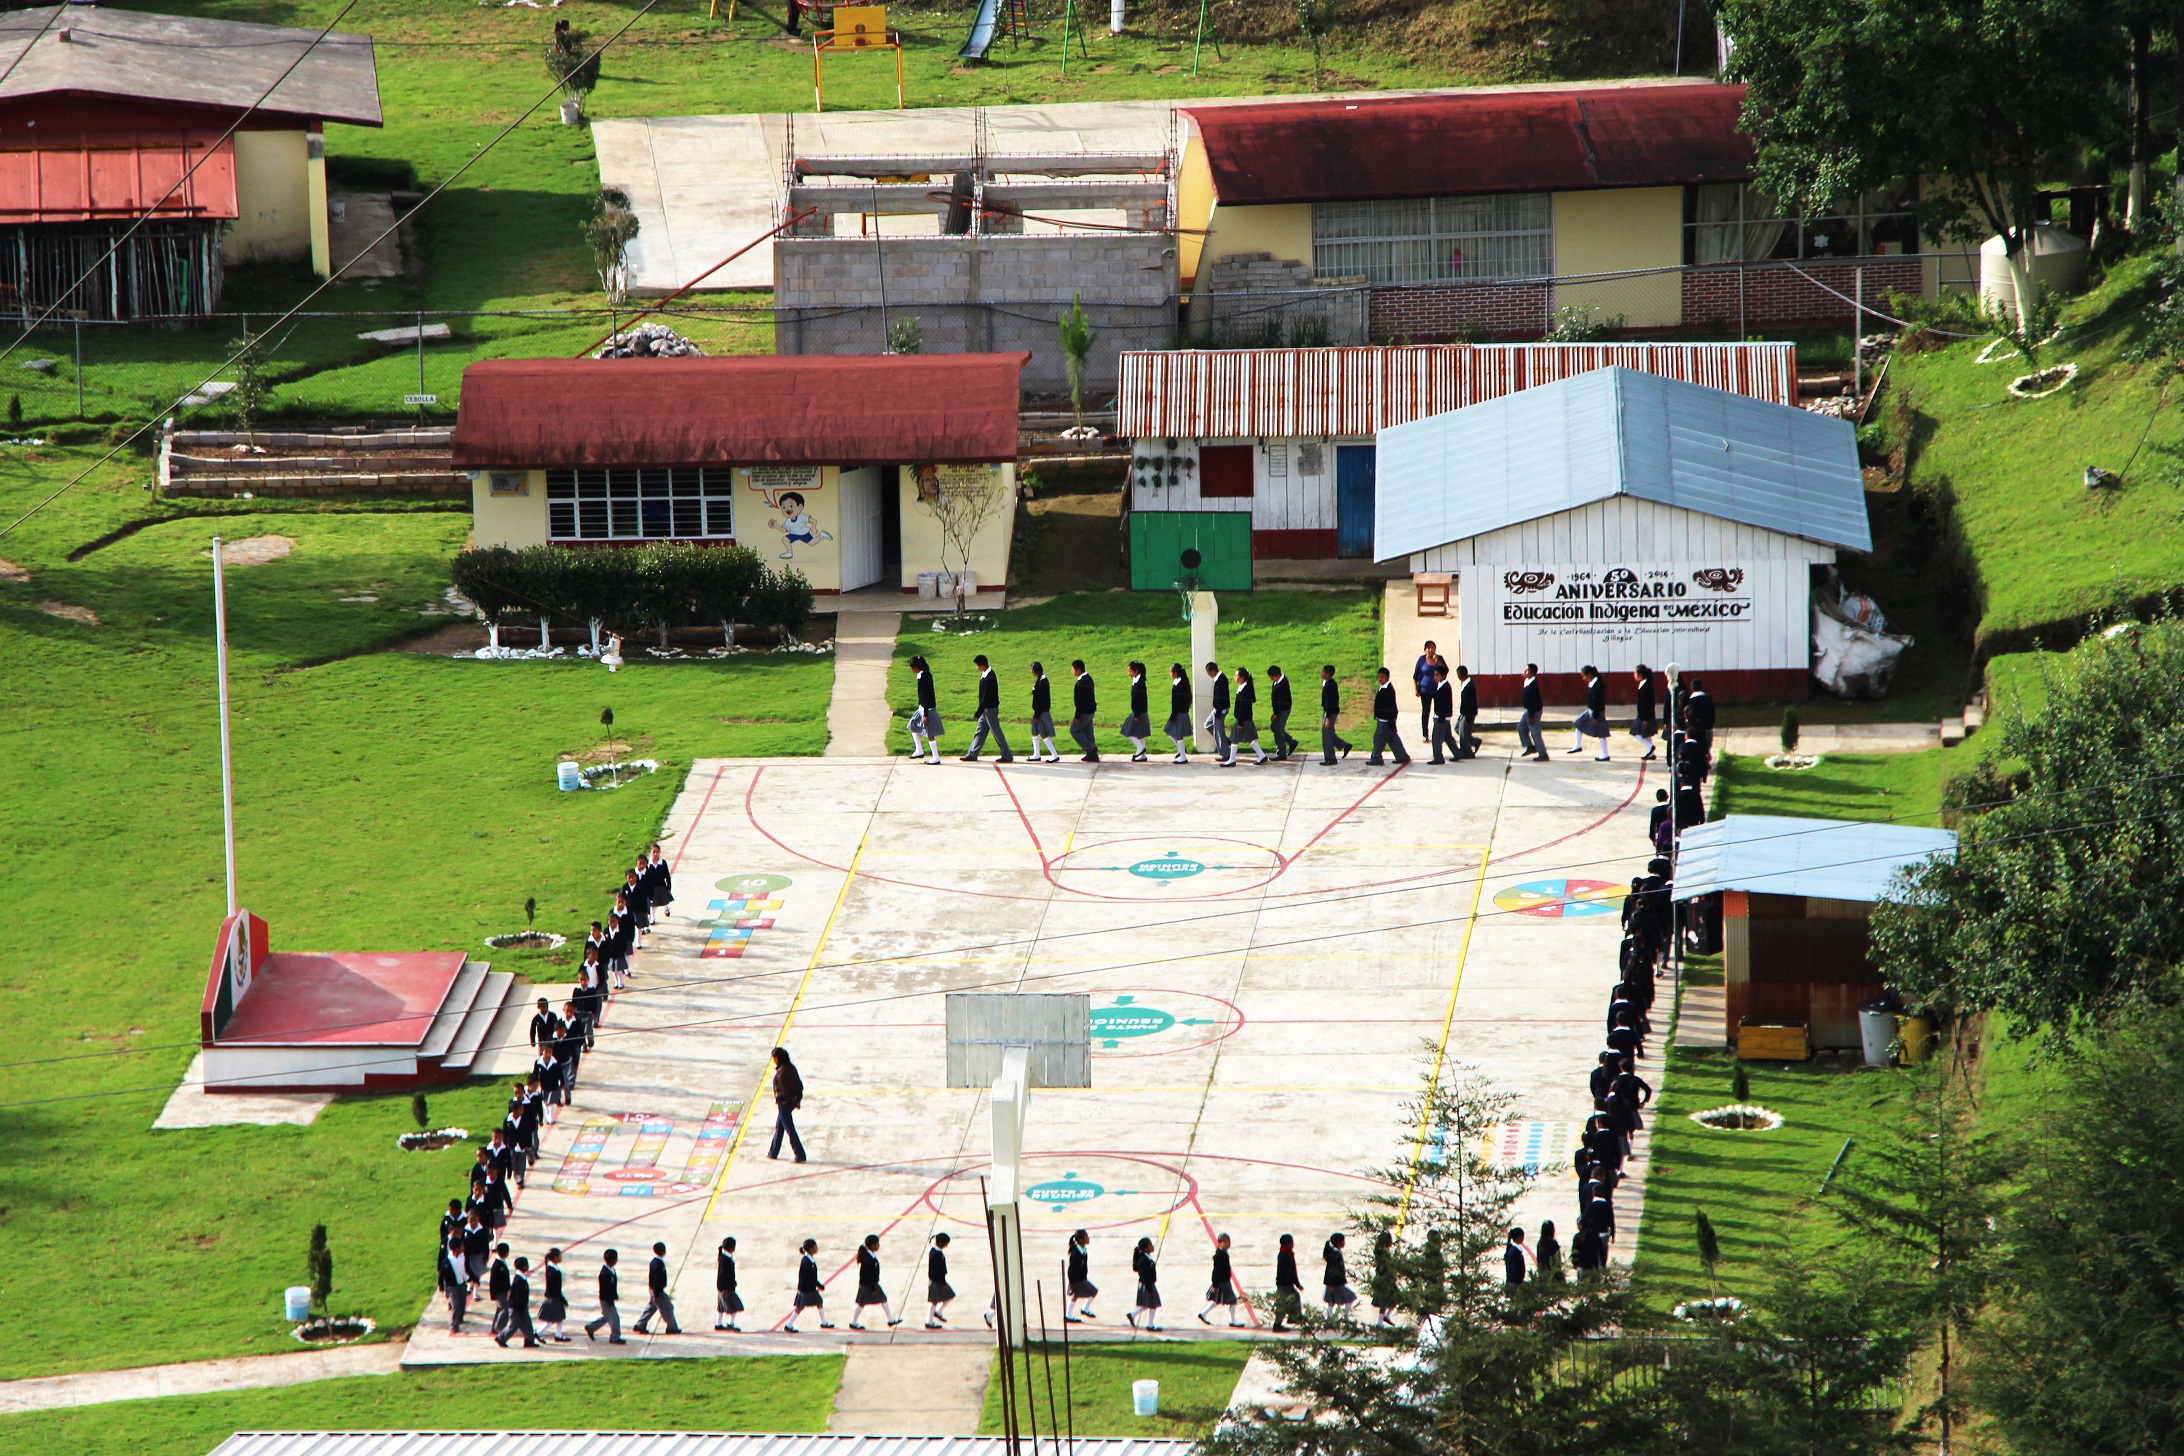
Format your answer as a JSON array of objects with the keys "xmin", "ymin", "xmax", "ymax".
[
  {"xmin": 1369, "ymin": 668, "xmax": 1411, "ymax": 765},
  {"xmin": 1266, "ymin": 665, "xmax": 1299, "ymax": 760},
  {"xmin": 633, "ymin": 1240, "xmax": 681, "ymax": 1334},
  {"xmin": 585, "ymin": 1248, "xmax": 625, "ymax": 1343},
  {"xmin": 1319, "ymin": 664, "xmax": 1352, "ymax": 764}
]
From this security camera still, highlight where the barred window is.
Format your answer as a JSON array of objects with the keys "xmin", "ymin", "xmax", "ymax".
[
  {"xmin": 1313, "ymin": 194, "xmax": 1553, "ymax": 285},
  {"xmin": 544, "ymin": 466, "xmax": 738, "ymax": 542},
  {"xmin": 1684, "ymin": 183, "xmax": 1920, "ymax": 265}
]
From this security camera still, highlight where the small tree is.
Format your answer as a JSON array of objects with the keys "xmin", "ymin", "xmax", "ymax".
[
  {"xmin": 920, "ymin": 466, "xmax": 1008, "ymax": 619},
  {"xmin": 524, "ymin": 896, "xmax": 538, "ymax": 925},
  {"xmin": 1295, "ymin": 0, "xmax": 1336, "ymax": 89},
  {"xmin": 1732, "ymin": 1061, "xmax": 1750, "ymax": 1103},
  {"xmin": 885, "ymin": 315, "xmax": 924, "ymax": 355},
  {"xmin": 1694, "ymin": 1209, "xmax": 1722, "ymax": 1293},
  {"xmin": 410, "ymin": 1093, "xmax": 430, "ymax": 1131},
  {"xmin": 633, "ymin": 543, "xmax": 706, "ymax": 650},
  {"xmin": 448, "ymin": 546, "xmax": 526, "ymax": 652},
  {"xmin": 226, "ymin": 334, "xmax": 271, "ymax": 438},
  {"xmin": 545, "ymin": 21, "xmax": 601, "ymax": 106},
  {"xmin": 1780, "ymin": 707, "xmax": 1800, "ymax": 752},
  {"xmin": 1057, "ymin": 294, "xmax": 1097, "ymax": 430},
  {"xmin": 689, "ymin": 543, "xmax": 766, "ymax": 650},
  {"xmin": 307, "ymin": 1224, "xmax": 333, "ymax": 1312},
  {"xmin": 586, "ymin": 188, "xmax": 640, "ymax": 303},
  {"xmin": 6, "ymin": 394, "xmax": 20, "ymax": 426}
]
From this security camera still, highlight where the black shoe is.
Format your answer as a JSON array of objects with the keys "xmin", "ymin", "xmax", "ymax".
[
  {"xmin": 1340, "ymin": 745, "xmax": 1352, "ymax": 760},
  {"xmin": 609, "ymin": 1337, "xmax": 627, "ymax": 1344},
  {"xmin": 1082, "ymin": 754, "xmax": 1100, "ymax": 762}
]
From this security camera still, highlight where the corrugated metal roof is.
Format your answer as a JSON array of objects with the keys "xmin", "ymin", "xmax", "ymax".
[
  {"xmin": 1670, "ymin": 815, "xmax": 1956, "ymax": 905},
  {"xmin": 0, "ymin": 127, "xmax": 237, "ymax": 223},
  {"xmin": 1115, "ymin": 343, "xmax": 1794, "ymax": 441},
  {"xmin": 0, "ymin": 8, "xmax": 381, "ymax": 128},
  {"xmin": 1372, "ymin": 366, "xmax": 1869, "ymax": 558},
  {"xmin": 452, "ymin": 355, "xmax": 1029, "ymax": 469},
  {"xmin": 1183, "ymin": 83, "xmax": 1751, "ymax": 205},
  {"xmin": 212, "ymin": 1435, "xmax": 1200, "ymax": 1456}
]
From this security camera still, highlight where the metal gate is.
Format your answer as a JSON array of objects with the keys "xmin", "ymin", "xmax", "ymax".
[{"xmin": 1336, "ymin": 444, "xmax": 1377, "ymax": 559}]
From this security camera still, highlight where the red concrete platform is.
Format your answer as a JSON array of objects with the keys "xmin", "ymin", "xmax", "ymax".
[{"xmin": 218, "ymin": 951, "xmax": 467, "ymax": 1046}]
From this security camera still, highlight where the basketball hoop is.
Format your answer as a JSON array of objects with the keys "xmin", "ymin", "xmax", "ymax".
[{"xmin": 1175, "ymin": 547, "xmax": 1205, "ymax": 621}]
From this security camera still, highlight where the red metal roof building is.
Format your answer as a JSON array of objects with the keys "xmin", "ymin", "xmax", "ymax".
[
  {"xmin": 456, "ymin": 354, "xmax": 1029, "ymax": 597},
  {"xmin": 0, "ymin": 8, "xmax": 380, "ymax": 318}
]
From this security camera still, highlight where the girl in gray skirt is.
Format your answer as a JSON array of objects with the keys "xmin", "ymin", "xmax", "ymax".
[
  {"xmin": 926, "ymin": 1232, "xmax": 956, "ymax": 1328},
  {"xmin": 1163, "ymin": 664, "xmax": 1193, "ymax": 763},
  {"xmin": 1029, "ymin": 662, "xmax": 1059, "ymax": 762},
  {"xmin": 786, "ymin": 1238, "xmax": 832, "ymax": 1332},
  {"xmin": 1128, "ymin": 1236, "xmax": 1162, "ymax": 1330}
]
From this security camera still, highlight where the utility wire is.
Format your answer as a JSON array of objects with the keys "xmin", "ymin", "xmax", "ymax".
[{"xmin": 0, "ymin": 0, "xmax": 668, "ymax": 542}]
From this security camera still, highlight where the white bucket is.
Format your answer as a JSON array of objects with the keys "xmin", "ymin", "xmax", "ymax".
[
  {"xmin": 1131, "ymin": 1379, "xmax": 1159, "ymax": 1417},
  {"xmin": 284, "ymin": 1286, "xmax": 312, "ymax": 1321}
]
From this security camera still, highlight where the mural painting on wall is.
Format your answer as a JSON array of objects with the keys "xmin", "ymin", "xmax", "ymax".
[{"xmin": 746, "ymin": 466, "xmax": 832, "ymax": 561}]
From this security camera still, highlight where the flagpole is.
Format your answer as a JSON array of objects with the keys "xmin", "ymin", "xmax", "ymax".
[{"xmin": 213, "ymin": 535, "xmax": 237, "ymax": 916}]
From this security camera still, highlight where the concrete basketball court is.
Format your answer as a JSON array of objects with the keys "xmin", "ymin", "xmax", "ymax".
[{"xmin": 404, "ymin": 744, "xmax": 1660, "ymax": 1364}]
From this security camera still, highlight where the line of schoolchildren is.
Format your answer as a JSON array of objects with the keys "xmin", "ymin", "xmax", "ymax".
[{"xmin": 432, "ymin": 842, "xmax": 675, "ymax": 1348}]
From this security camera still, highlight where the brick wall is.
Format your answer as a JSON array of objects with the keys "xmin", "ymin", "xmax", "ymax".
[
  {"xmin": 1680, "ymin": 258, "xmax": 1924, "ymax": 334},
  {"xmin": 1368, "ymin": 283, "xmax": 1553, "ymax": 342}
]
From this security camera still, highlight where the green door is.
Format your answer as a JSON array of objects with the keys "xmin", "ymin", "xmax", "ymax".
[{"xmin": 1129, "ymin": 511, "xmax": 1253, "ymax": 591}]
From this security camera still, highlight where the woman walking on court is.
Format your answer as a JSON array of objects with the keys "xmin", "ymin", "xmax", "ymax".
[
  {"xmin": 1128, "ymin": 1236, "xmax": 1163, "ymax": 1330},
  {"xmin": 907, "ymin": 655, "xmax": 943, "ymax": 764},
  {"xmin": 849, "ymin": 1234, "xmax": 901, "ymax": 1330},
  {"xmin": 1323, "ymin": 1233, "xmax": 1358, "ymax": 1315},
  {"xmin": 925, "ymin": 1232, "xmax": 956, "ymax": 1328},
  {"xmin": 1163, "ymin": 664, "xmax": 1193, "ymax": 763},
  {"xmin": 716, "ymin": 1236, "xmax": 744, "ymax": 1332},
  {"xmin": 1198, "ymin": 1232, "xmax": 1242, "ymax": 1327},
  {"xmin": 768, "ymin": 1046, "xmax": 807, "ymax": 1163},
  {"xmin": 1120, "ymin": 662, "xmax": 1152, "ymax": 762},
  {"xmin": 1065, "ymin": 1228, "xmax": 1098, "ymax": 1322},
  {"xmin": 1369, "ymin": 1230, "xmax": 1398, "ymax": 1325},
  {"xmin": 785, "ymin": 1238, "xmax": 832, "ymax": 1332}
]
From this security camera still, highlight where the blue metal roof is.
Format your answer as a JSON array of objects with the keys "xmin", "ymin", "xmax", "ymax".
[
  {"xmin": 1670, "ymin": 815, "xmax": 1956, "ymax": 905},
  {"xmin": 1372, "ymin": 366, "xmax": 1871, "ymax": 560}
]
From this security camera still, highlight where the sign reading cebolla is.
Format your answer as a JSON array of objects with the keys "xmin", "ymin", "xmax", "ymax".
[
  {"xmin": 1497, "ymin": 565, "xmax": 1756, "ymax": 625},
  {"xmin": 1459, "ymin": 560, "xmax": 1804, "ymax": 678}
]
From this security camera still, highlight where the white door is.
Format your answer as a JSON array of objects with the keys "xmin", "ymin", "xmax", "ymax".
[{"xmin": 836, "ymin": 467, "xmax": 884, "ymax": 591}]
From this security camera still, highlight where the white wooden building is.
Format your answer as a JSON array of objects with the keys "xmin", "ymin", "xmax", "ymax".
[
  {"xmin": 1374, "ymin": 365, "xmax": 1869, "ymax": 705},
  {"xmin": 1114, "ymin": 342, "xmax": 1796, "ymax": 562}
]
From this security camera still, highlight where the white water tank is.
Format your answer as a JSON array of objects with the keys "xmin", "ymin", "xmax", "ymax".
[{"xmin": 1979, "ymin": 220, "xmax": 2088, "ymax": 316}]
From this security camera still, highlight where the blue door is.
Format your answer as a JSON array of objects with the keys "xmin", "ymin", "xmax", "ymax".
[{"xmin": 1336, "ymin": 444, "xmax": 1377, "ymax": 559}]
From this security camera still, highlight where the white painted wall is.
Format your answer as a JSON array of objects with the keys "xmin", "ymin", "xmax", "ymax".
[{"xmin": 1131, "ymin": 436, "xmax": 1363, "ymax": 532}]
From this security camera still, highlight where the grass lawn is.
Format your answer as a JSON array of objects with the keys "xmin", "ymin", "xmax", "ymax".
[
  {"xmin": 0, "ymin": 450, "xmax": 832, "ymax": 1379},
  {"xmin": 0, "ymin": 1356, "xmax": 842, "ymax": 1456},
  {"xmin": 884, "ymin": 588, "xmax": 1382, "ymax": 758},
  {"xmin": 1884, "ymin": 250, "xmax": 2184, "ymax": 651},
  {"xmin": 981, "ymin": 1341, "xmax": 1255, "ymax": 1438},
  {"xmin": 1706, "ymin": 749, "xmax": 1959, "ymax": 827}
]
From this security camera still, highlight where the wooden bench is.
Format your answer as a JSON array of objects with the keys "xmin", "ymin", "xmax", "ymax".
[{"xmin": 1412, "ymin": 572, "xmax": 1452, "ymax": 618}]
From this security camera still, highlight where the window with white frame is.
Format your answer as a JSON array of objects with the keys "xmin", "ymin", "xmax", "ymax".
[
  {"xmin": 545, "ymin": 467, "xmax": 738, "ymax": 541},
  {"xmin": 1312, "ymin": 194, "xmax": 1553, "ymax": 285},
  {"xmin": 1683, "ymin": 182, "xmax": 1921, "ymax": 265}
]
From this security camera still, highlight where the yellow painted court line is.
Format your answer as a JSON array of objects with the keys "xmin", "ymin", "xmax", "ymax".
[
  {"xmin": 702, "ymin": 834, "xmax": 868, "ymax": 1224},
  {"xmin": 1400, "ymin": 845, "xmax": 1490, "ymax": 1231}
]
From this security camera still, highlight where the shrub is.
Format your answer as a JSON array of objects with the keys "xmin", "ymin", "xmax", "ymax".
[
  {"xmin": 1780, "ymin": 707, "xmax": 1800, "ymax": 752},
  {"xmin": 410, "ymin": 1093, "xmax": 429, "ymax": 1131},
  {"xmin": 747, "ymin": 565, "xmax": 816, "ymax": 645}
]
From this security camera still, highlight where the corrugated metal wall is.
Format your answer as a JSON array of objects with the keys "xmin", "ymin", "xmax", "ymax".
[{"xmin": 1115, "ymin": 342, "xmax": 1796, "ymax": 440}]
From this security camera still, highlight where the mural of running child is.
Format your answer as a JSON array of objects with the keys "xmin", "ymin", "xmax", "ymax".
[{"xmin": 767, "ymin": 492, "xmax": 832, "ymax": 560}]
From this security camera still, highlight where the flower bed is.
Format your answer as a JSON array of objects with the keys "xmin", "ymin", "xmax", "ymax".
[
  {"xmin": 485, "ymin": 931, "xmax": 565, "ymax": 951},
  {"xmin": 1671, "ymin": 1296, "xmax": 1746, "ymax": 1322},
  {"xmin": 293, "ymin": 1315, "xmax": 376, "ymax": 1344},
  {"xmin": 1764, "ymin": 753, "xmax": 1820, "ymax": 770},
  {"xmin": 397, "ymin": 1126, "xmax": 469, "ymax": 1152},
  {"xmin": 2009, "ymin": 363, "xmax": 2077, "ymax": 399},
  {"xmin": 1689, "ymin": 1104, "xmax": 1784, "ymax": 1131}
]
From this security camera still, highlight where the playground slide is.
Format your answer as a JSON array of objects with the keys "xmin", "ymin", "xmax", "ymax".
[{"xmin": 958, "ymin": 0, "xmax": 1000, "ymax": 60}]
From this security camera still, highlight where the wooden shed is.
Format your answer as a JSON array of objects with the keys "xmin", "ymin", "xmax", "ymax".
[{"xmin": 1670, "ymin": 815, "xmax": 1955, "ymax": 1052}]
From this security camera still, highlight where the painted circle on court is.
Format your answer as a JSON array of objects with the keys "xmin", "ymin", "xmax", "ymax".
[
  {"xmin": 1088, "ymin": 988, "xmax": 1243, "ymax": 1056},
  {"xmin": 1492, "ymin": 878, "xmax": 1622, "ymax": 919},
  {"xmin": 923, "ymin": 1153, "xmax": 1197, "ymax": 1231},
  {"xmin": 716, "ymin": 872, "xmax": 793, "ymax": 895},
  {"xmin": 1048, "ymin": 837, "xmax": 1283, "ymax": 898}
]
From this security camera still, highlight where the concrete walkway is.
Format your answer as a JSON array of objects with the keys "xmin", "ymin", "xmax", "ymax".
[
  {"xmin": 828, "ymin": 612, "xmax": 902, "ymax": 757},
  {"xmin": 0, "ymin": 1343, "xmax": 402, "ymax": 1415},
  {"xmin": 827, "ymin": 1346, "xmax": 994, "ymax": 1434}
]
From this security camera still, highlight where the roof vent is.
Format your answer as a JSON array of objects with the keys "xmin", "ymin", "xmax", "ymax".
[{"xmin": 56, "ymin": 27, "xmax": 71, "ymax": 41}]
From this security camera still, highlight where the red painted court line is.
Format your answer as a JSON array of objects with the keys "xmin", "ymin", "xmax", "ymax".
[
  {"xmin": 671, "ymin": 764, "xmax": 731, "ymax": 874},
  {"xmin": 1277, "ymin": 759, "xmax": 1409, "ymax": 869},
  {"xmin": 746, "ymin": 765, "xmax": 1035, "ymax": 901},
  {"xmin": 1498, "ymin": 760, "xmax": 1650, "ymax": 864}
]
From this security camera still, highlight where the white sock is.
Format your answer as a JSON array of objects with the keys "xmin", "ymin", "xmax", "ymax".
[
  {"xmin": 910, "ymin": 731, "xmax": 927, "ymax": 757},
  {"xmin": 1128, "ymin": 737, "xmax": 1146, "ymax": 754}
]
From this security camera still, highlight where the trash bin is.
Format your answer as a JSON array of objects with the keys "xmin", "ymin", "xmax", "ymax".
[
  {"xmin": 556, "ymin": 760, "xmax": 583, "ymax": 792},
  {"xmin": 1857, "ymin": 1001, "xmax": 1898, "ymax": 1067},
  {"xmin": 1132, "ymin": 1380, "xmax": 1159, "ymax": 1417},
  {"xmin": 1900, "ymin": 1014, "xmax": 1933, "ymax": 1064},
  {"xmin": 285, "ymin": 1286, "xmax": 313, "ymax": 1321}
]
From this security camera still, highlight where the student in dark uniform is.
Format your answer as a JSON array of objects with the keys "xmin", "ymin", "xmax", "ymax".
[
  {"xmin": 621, "ymin": 865, "xmax": 651, "ymax": 946},
  {"xmin": 1535, "ymin": 1221, "xmax": 1564, "ymax": 1283},
  {"xmin": 1028, "ymin": 662, "xmax": 1059, "ymax": 762},
  {"xmin": 1569, "ymin": 665, "xmax": 1612, "ymax": 760},
  {"xmin": 925, "ymin": 1232, "xmax": 956, "ymax": 1328},
  {"xmin": 1454, "ymin": 666, "xmax": 1481, "ymax": 759},
  {"xmin": 1322, "ymin": 1232, "xmax": 1357, "ymax": 1311},
  {"xmin": 1197, "ymin": 1231, "xmax": 1242, "ymax": 1326},
  {"xmin": 1370, "ymin": 1230, "xmax": 1398, "ymax": 1325},
  {"xmin": 539, "ymin": 1247, "xmax": 572, "ymax": 1342},
  {"xmin": 496, "ymin": 1256, "xmax": 541, "ymax": 1348},
  {"xmin": 1429, "ymin": 663, "xmax": 1460, "ymax": 764},
  {"xmin": 439, "ymin": 1232, "xmax": 469, "ymax": 1333},
  {"xmin": 1319, "ymin": 664, "xmax": 1352, "ymax": 764},
  {"xmin": 586, "ymin": 1248, "xmax": 625, "ymax": 1343},
  {"xmin": 961, "ymin": 654, "xmax": 1015, "ymax": 762},
  {"xmin": 461, "ymin": 1211, "xmax": 490, "ymax": 1287},
  {"xmin": 1368, "ymin": 668, "xmax": 1411, "ymax": 765},
  {"xmin": 488, "ymin": 1243, "xmax": 514, "ymax": 1337},
  {"xmin": 1571, "ymin": 1222, "xmax": 1607, "ymax": 1276},
  {"xmin": 850, "ymin": 1233, "xmax": 901, "ymax": 1329},
  {"xmin": 1068, "ymin": 660, "xmax": 1101, "ymax": 762},
  {"xmin": 1120, "ymin": 662, "xmax": 1152, "ymax": 761},
  {"xmin": 1631, "ymin": 665, "xmax": 1659, "ymax": 760},
  {"xmin": 908, "ymin": 655, "xmax": 944, "ymax": 764},
  {"xmin": 528, "ymin": 996, "xmax": 557, "ymax": 1053},
  {"xmin": 1164, "ymin": 664, "xmax": 1194, "ymax": 762},
  {"xmin": 1229, "ymin": 667, "xmax": 1266, "ymax": 765},
  {"xmin": 1128, "ymin": 1236, "xmax": 1162, "ymax": 1330},
  {"xmin": 1518, "ymin": 664, "xmax": 1548, "ymax": 761},
  {"xmin": 646, "ymin": 842, "xmax": 674, "ymax": 919},
  {"xmin": 786, "ymin": 1238, "xmax": 833, "ymax": 1332},
  {"xmin": 1270, "ymin": 1233, "xmax": 1302, "ymax": 1331},
  {"xmin": 1266, "ymin": 665, "xmax": 1299, "ymax": 760},
  {"xmin": 1203, "ymin": 662, "xmax": 1231, "ymax": 764},
  {"xmin": 634, "ymin": 1240, "xmax": 682, "ymax": 1334},
  {"xmin": 1065, "ymin": 1228, "xmax": 1098, "ymax": 1322},
  {"xmin": 716, "ymin": 1236, "xmax": 744, "ymax": 1332}
]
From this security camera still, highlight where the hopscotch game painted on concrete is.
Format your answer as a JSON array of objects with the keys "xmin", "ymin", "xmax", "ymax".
[{"xmin": 404, "ymin": 750, "xmax": 1657, "ymax": 1362}]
